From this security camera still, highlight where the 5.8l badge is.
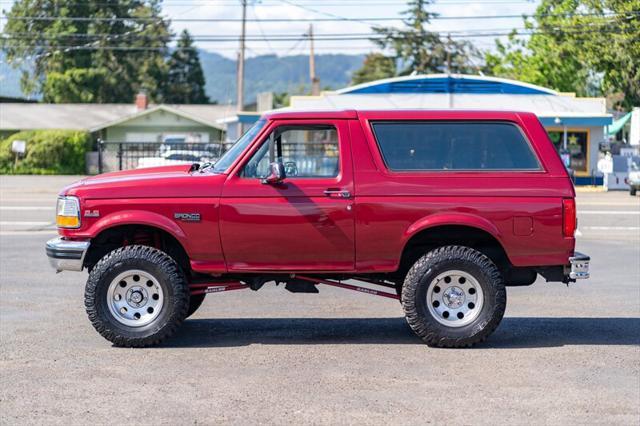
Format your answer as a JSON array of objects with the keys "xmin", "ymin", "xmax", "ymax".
[{"xmin": 174, "ymin": 213, "xmax": 201, "ymax": 222}]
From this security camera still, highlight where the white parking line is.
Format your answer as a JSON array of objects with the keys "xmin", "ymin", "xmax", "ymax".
[
  {"xmin": 578, "ymin": 201, "xmax": 640, "ymax": 207},
  {"xmin": 0, "ymin": 206, "xmax": 55, "ymax": 210},
  {"xmin": 0, "ymin": 221, "xmax": 52, "ymax": 226},
  {"xmin": 583, "ymin": 226, "xmax": 640, "ymax": 230},
  {"xmin": 0, "ymin": 198, "xmax": 57, "ymax": 203},
  {"xmin": 578, "ymin": 211, "xmax": 640, "ymax": 215},
  {"xmin": 0, "ymin": 230, "xmax": 58, "ymax": 236}
]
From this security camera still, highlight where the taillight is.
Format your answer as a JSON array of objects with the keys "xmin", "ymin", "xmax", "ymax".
[{"xmin": 563, "ymin": 198, "xmax": 577, "ymax": 237}]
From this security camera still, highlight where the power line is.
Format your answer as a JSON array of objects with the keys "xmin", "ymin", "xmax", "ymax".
[
  {"xmin": 250, "ymin": 3, "xmax": 277, "ymax": 56},
  {"xmin": 1, "ymin": 11, "xmax": 636, "ymax": 22},
  {"xmin": 4, "ymin": 38, "xmax": 633, "ymax": 55},
  {"xmin": 2, "ymin": 24, "xmax": 634, "ymax": 43},
  {"xmin": 3, "ymin": 19, "xmax": 628, "ymax": 41},
  {"xmin": 276, "ymin": 0, "xmax": 385, "ymax": 28},
  {"xmin": 278, "ymin": 0, "xmax": 367, "ymax": 24},
  {"xmin": 5, "ymin": 34, "xmax": 634, "ymax": 65},
  {"xmin": 4, "ymin": 29, "xmax": 633, "ymax": 51}
]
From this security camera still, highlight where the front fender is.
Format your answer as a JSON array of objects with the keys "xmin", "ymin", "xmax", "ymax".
[{"xmin": 403, "ymin": 212, "xmax": 503, "ymax": 245}]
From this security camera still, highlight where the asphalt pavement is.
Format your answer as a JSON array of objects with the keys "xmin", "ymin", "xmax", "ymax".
[{"xmin": 1, "ymin": 175, "xmax": 639, "ymax": 425}]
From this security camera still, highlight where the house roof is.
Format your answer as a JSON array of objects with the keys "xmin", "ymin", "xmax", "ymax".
[
  {"xmin": 0, "ymin": 103, "xmax": 237, "ymax": 131},
  {"xmin": 337, "ymin": 74, "xmax": 559, "ymax": 96}
]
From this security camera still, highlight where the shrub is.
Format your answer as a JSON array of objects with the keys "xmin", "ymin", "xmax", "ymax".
[{"xmin": 0, "ymin": 130, "xmax": 91, "ymax": 174}]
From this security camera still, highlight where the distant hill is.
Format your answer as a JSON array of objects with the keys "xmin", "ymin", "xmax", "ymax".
[
  {"xmin": 0, "ymin": 51, "xmax": 365, "ymax": 104},
  {"xmin": 200, "ymin": 51, "xmax": 365, "ymax": 104}
]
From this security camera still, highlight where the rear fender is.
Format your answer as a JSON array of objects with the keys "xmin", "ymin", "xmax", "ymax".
[{"xmin": 403, "ymin": 212, "xmax": 503, "ymax": 246}]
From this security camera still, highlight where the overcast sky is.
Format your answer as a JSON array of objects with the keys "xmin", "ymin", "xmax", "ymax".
[{"xmin": 0, "ymin": 0, "xmax": 541, "ymax": 58}]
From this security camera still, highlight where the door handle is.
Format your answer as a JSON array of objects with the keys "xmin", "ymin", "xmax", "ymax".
[{"xmin": 324, "ymin": 189, "xmax": 351, "ymax": 199}]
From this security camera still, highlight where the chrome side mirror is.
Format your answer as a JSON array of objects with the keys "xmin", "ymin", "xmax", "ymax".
[{"xmin": 261, "ymin": 161, "xmax": 286, "ymax": 184}]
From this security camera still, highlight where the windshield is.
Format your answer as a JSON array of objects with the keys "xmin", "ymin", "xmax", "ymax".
[{"xmin": 212, "ymin": 119, "xmax": 267, "ymax": 173}]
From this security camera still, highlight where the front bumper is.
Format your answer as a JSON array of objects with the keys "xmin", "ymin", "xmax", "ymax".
[
  {"xmin": 568, "ymin": 252, "xmax": 590, "ymax": 280},
  {"xmin": 45, "ymin": 237, "xmax": 90, "ymax": 272}
]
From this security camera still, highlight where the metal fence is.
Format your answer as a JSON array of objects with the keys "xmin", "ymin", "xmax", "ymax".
[{"xmin": 98, "ymin": 141, "xmax": 234, "ymax": 173}]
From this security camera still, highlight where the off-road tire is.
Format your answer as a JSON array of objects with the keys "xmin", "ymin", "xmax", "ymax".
[
  {"xmin": 401, "ymin": 245, "xmax": 506, "ymax": 348},
  {"xmin": 85, "ymin": 245, "xmax": 190, "ymax": 347},
  {"xmin": 187, "ymin": 293, "xmax": 206, "ymax": 318}
]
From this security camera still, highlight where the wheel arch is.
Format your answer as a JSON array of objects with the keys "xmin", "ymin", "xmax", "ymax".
[
  {"xmin": 85, "ymin": 210, "xmax": 189, "ymax": 246},
  {"xmin": 83, "ymin": 222, "xmax": 191, "ymax": 274},
  {"xmin": 403, "ymin": 212, "xmax": 503, "ymax": 243},
  {"xmin": 398, "ymin": 217, "xmax": 513, "ymax": 279}
]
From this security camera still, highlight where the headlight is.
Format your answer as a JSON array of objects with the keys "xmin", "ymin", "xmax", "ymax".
[{"xmin": 56, "ymin": 196, "xmax": 81, "ymax": 228}]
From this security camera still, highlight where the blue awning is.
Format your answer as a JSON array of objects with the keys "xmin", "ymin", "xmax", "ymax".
[{"xmin": 539, "ymin": 116, "xmax": 612, "ymax": 127}]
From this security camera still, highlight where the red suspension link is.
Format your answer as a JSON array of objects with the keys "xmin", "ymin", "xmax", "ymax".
[
  {"xmin": 189, "ymin": 277, "xmax": 399, "ymax": 300},
  {"xmin": 296, "ymin": 275, "xmax": 399, "ymax": 300},
  {"xmin": 189, "ymin": 281, "xmax": 248, "ymax": 296}
]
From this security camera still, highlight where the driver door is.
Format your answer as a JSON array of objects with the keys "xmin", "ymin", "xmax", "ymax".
[{"xmin": 219, "ymin": 119, "xmax": 355, "ymax": 271}]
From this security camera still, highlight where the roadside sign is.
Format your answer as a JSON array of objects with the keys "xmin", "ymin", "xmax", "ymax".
[{"xmin": 11, "ymin": 140, "xmax": 26, "ymax": 155}]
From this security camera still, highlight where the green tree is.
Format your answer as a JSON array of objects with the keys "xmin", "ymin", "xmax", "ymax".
[
  {"xmin": 42, "ymin": 69, "xmax": 108, "ymax": 103},
  {"xmin": 372, "ymin": 0, "xmax": 481, "ymax": 75},
  {"xmin": 1, "ymin": 0, "xmax": 171, "ymax": 103},
  {"xmin": 164, "ymin": 30, "xmax": 209, "ymax": 104},
  {"xmin": 485, "ymin": 0, "xmax": 640, "ymax": 109},
  {"xmin": 351, "ymin": 53, "xmax": 397, "ymax": 85},
  {"xmin": 273, "ymin": 91, "xmax": 290, "ymax": 109}
]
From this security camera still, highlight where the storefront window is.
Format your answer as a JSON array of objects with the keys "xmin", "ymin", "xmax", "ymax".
[{"xmin": 547, "ymin": 130, "xmax": 588, "ymax": 172}]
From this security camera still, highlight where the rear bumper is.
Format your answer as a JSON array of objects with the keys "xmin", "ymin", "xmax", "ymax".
[
  {"xmin": 45, "ymin": 237, "xmax": 90, "ymax": 272},
  {"xmin": 568, "ymin": 252, "xmax": 590, "ymax": 280}
]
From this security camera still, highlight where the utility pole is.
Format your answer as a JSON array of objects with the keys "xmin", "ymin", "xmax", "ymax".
[
  {"xmin": 236, "ymin": 0, "xmax": 247, "ymax": 136},
  {"xmin": 446, "ymin": 33, "xmax": 453, "ymax": 109},
  {"xmin": 446, "ymin": 33, "xmax": 452, "ymax": 76},
  {"xmin": 308, "ymin": 24, "xmax": 320, "ymax": 96}
]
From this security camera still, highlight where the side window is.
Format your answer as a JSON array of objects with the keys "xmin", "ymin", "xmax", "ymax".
[
  {"xmin": 371, "ymin": 121, "xmax": 540, "ymax": 171},
  {"xmin": 242, "ymin": 125, "xmax": 340, "ymax": 178}
]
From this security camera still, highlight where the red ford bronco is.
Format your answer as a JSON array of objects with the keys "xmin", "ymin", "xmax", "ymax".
[{"xmin": 46, "ymin": 109, "xmax": 590, "ymax": 348}]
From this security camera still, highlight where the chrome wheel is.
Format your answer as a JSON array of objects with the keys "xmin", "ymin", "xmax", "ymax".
[
  {"xmin": 107, "ymin": 269, "xmax": 164, "ymax": 327},
  {"xmin": 426, "ymin": 270, "xmax": 484, "ymax": 328}
]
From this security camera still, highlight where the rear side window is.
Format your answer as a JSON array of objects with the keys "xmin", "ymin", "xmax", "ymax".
[{"xmin": 371, "ymin": 121, "xmax": 540, "ymax": 171}]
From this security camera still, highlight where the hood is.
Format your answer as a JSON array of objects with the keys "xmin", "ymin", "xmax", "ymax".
[
  {"xmin": 62, "ymin": 165, "xmax": 227, "ymax": 199},
  {"xmin": 85, "ymin": 164, "xmax": 192, "ymax": 181}
]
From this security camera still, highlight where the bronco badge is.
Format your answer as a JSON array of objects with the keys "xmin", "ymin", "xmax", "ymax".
[{"xmin": 174, "ymin": 213, "xmax": 201, "ymax": 222}]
